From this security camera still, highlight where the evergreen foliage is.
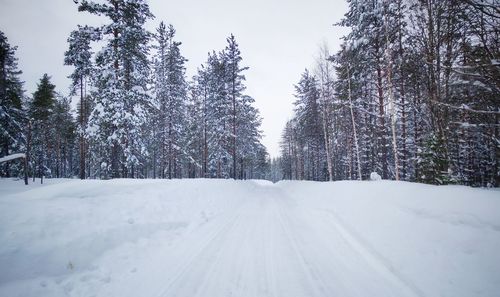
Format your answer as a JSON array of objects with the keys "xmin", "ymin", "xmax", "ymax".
[
  {"xmin": 0, "ymin": 31, "xmax": 25, "ymax": 177},
  {"xmin": 4, "ymin": 0, "xmax": 497, "ymax": 186},
  {"xmin": 278, "ymin": 0, "xmax": 500, "ymax": 187}
]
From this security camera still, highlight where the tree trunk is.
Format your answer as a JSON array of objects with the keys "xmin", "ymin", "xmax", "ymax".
[
  {"xmin": 203, "ymin": 93, "xmax": 208, "ymax": 178},
  {"xmin": 232, "ymin": 79, "xmax": 237, "ymax": 179},
  {"xmin": 384, "ymin": 5, "xmax": 400, "ymax": 181},
  {"xmin": 376, "ymin": 58, "xmax": 388, "ymax": 178},
  {"xmin": 347, "ymin": 66, "xmax": 362, "ymax": 180},
  {"xmin": 79, "ymin": 75, "xmax": 85, "ymax": 179}
]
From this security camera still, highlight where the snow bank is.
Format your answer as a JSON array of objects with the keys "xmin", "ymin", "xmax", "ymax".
[
  {"xmin": 277, "ymin": 180, "xmax": 500, "ymax": 297},
  {"xmin": 0, "ymin": 179, "xmax": 255, "ymax": 297}
]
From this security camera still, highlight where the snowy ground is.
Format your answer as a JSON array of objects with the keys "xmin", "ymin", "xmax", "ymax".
[{"xmin": 0, "ymin": 178, "xmax": 499, "ymax": 297}]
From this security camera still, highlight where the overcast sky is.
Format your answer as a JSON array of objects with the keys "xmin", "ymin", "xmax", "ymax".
[{"xmin": 0, "ymin": 0, "xmax": 349, "ymax": 157}]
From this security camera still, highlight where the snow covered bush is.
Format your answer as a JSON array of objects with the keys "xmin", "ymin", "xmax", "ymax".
[{"xmin": 370, "ymin": 172, "xmax": 381, "ymax": 181}]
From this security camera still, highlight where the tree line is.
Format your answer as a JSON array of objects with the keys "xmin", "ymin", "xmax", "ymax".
[
  {"xmin": 2, "ymin": 0, "xmax": 498, "ymax": 186},
  {"xmin": 276, "ymin": 0, "xmax": 499, "ymax": 187},
  {"xmin": 0, "ymin": 0, "xmax": 268, "ymax": 181}
]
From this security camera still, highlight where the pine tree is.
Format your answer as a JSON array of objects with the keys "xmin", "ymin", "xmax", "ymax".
[
  {"xmin": 51, "ymin": 95, "xmax": 76, "ymax": 178},
  {"xmin": 192, "ymin": 65, "xmax": 212, "ymax": 177},
  {"xmin": 152, "ymin": 22, "xmax": 188, "ymax": 179},
  {"xmin": 223, "ymin": 34, "xmax": 248, "ymax": 179},
  {"xmin": 314, "ymin": 43, "xmax": 336, "ymax": 181},
  {"xmin": 205, "ymin": 51, "xmax": 231, "ymax": 178},
  {"xmin": 184, "ymin": 81, "xmax": 204, "ymax": 178},
  {"xmin": 76, "ymin": 0, "xmax": 154, "ymax": 178},
  {"xmin": 236, "ymin": 95, "xmax": 263, "ymax": 179},
  {"xmin": 185, "ymin": 38, "xmax": 266, "ymax": 180},
  {"xmin": 292, "ymin": 70, "xmax": 325, "ymax": 181},
  {"xmin": 64, "ymin": 25, "xmax": 99, "ymax": 179},
  {"xmin": 339, "ymin": 0, "xmax": 401, "ymax": 179},
  {"xmin": 29, "ymin": 74, "xmax": 56, "ymax": 182},
  {"xmin": 0, "ymin": 30, "xmax": 25, "ymax": 177}
]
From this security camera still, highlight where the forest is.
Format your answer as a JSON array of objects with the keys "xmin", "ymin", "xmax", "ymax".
[
  {"xmin": 273, "ymin": 0, "xmax": 499, "ymax": 187},
  {"xmin": 1, "ymin": 0, "xmax": 499, "ymax": 186},
  {"xmin": 0, "ymin": 0, "xmax": 268, "ymax": 181}
]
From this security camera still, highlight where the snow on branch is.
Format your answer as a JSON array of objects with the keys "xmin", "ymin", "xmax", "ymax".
[
  {"xmin": 451, "ymin": 122, "xmax": 500, "ymax": 128},
  {"xmin": 432, "ymin": 101, "xmax": 500, "ymax": 115},
  {"xmin": 464, "ymin": 0, "xmax": 500, "ymax": 19},
  {"xmin": 0, "ymin": 153, "xmax": 26, "ymax": 163}
]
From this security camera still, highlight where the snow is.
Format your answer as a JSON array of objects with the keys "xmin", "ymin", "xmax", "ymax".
[
  {"xmin": 0, "ymin": 153, "xmax": 25, "ymax": 163},
  {"xmin": 0, "ymin": 178, "xmax": 499, "ymax": 297},
  {"xmin": 370, "ymin": 171, "xmax": 382, "ymax": 181}
]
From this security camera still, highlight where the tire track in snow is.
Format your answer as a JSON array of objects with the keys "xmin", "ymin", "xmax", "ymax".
[
  {"xmin": 183, "ymin": 190, "xmax": 279, "ymax": 297},
  {"xmin": 191, "ymin": 206, "xmax": 253, "ymax": 297},
  {"xmin": 273, "ymin": 190, "xmax": 330, "ymax": 297},
  {"xmin": 154, "ymin": 201, "xmax": 247, "ymax": 297},
  {"xmin": 274, "ymin": 187, "xmax": 374, "ymax": 296},
  {"xmin": 273, "ymin": 185, "xmax": 423, "ymax": 297},
  {"xmin": 262, "ymin": 198, "xmax": 279, "ymax": 297},
  {"xmin": 147, "ymin": 183, "xmax": 426, "ymax": 297}
]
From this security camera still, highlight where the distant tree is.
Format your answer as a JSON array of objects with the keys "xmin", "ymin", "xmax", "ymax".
[
  {"xmin": 29, "ymin": 74, "xmax": 56, "ymax": 182},
  {"xmin": 51, "ymin": 95, "xmax": 76, "ymax": 178},
  {"xmin": 187, "ymin": 39, "xmax": 266, "ymax": 179},
  {"xmin": 223, "ymin": 34, "xmax": 248, "ymax": 179},
  {"xmin": 293, "ymin": 70, "xmax": 325, "ymax": 180},
  {"xmin": 152, "ymin": 22, "xmax": 188, "ymax": 179},
  {"xmin": 64, "ymin": 25, "xmax": 99, "ymax": 179},
  {"xmin": 205, "ymin": 51, "xmax": 231, "ymax": 178},
  {"xmin": 314, "ymin": 43, "xmax": 335, "ymax": 181}
]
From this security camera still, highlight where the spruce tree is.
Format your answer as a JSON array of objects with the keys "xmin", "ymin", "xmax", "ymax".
[
  {"xmin": 29, "ymin": 74, "xmax": 56, "ymax": 182},
  {"xmin": 76, "ymin": 0, "xmax": 154, "ymax": 178},
  {"xmin": 0, "ymin": 30, "xmax": 25, "ymax": 177}
]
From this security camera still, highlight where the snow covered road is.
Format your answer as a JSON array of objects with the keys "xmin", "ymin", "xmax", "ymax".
[
  {"xmin": 1, "ymin": 179, "xmax": 499, "ymax": 297},
  {"xmin": 120, "ymin": 185, "xmax": 418, "ymax": 297}
]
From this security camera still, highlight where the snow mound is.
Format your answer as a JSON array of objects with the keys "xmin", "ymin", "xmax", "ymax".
[{"xmin": 370, "ymin": 172, "xmax": 382, "ymax": 181}]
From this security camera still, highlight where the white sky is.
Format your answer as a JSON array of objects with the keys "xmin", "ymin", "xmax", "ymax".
[{"xmin": 0, "ymin": 0, "xmax": 349, "ymax": 157}]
